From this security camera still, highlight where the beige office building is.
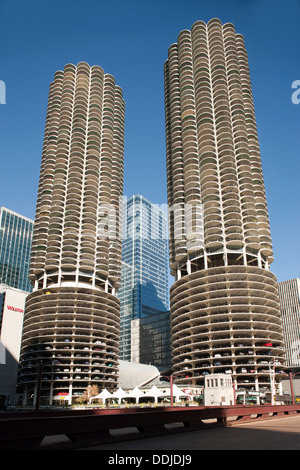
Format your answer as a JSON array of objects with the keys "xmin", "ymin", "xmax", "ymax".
[
  {"xmin": 17, "ymin": 62, "xmax": 125, "ymax": 405},
  {"xmin": 164, "ymin": 19, "xmax": 285, "ymax": 396},
  {"xmin": 278, "ymin": 279, "xmax": 300, "ymax": 369}
]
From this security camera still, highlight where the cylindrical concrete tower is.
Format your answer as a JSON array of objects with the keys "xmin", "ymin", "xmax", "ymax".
[
  {"xmin": 164, "ymin": 19, "xmax": 285, "ymax": 399},
  {"xmin": 17, "ymin": 62, "xmax": 125, "ymax": 405}
]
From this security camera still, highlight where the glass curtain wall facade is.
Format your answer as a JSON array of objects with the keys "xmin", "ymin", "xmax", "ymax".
[
  {"xmin": 138, "ymin": 311, "xmax": 172, "ymax": 370},
  {"xmin": 164, "ymin": 19, "xmax": 285, "ymax": 397},
  {"xmin": 0, "ymin": 207, "xmax": 33, "ymax": 293},
  {"xmin": 17, "ymin": 62, "xmax": 125, "ymax": 406},
  {"xmin": 118, "ymin": 195, "xmax": 169, "ymax": 361}
]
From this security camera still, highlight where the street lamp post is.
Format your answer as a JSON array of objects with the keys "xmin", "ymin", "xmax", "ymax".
[
  {"xmin": 170, "ymin": 374, "xmax": 173, "ymax": 406},
  {"xmin": 160, "ymin": 372, "xmax": 194, "ymax": 406},
  {"xmin": 35, "ymin": 361, "xmax": 44, "ymax": 412},
  {"xmin": 160, "ymin": 374, "xmax": 174, "ymax": 406},
  {"xmin": 269, "ymin": 359, "xmax": 276, "ymax": 405},
  {"xmin": 232, "ymin": 379, "xmax": 237, "ymax": 405},
  {"xmin": 269, "ymin": 358, "xmax": 282, "ymax": 405},
  {"xmin": 289, "ymin": 372, "xmax": 300, "ymax": 405},
  {"xmin": 289, "ymin": 373, "xmax": 295, "ymax": 405}
]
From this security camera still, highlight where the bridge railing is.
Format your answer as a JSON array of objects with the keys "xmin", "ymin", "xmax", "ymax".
[{"xmin": 0, "ymin": 404, "xmax": 299, "ymax": 449}]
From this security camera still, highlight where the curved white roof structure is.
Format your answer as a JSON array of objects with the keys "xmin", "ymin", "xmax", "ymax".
[{"xmin": 118, "ymin": 360, "xmax": 160, "ymax": 389}]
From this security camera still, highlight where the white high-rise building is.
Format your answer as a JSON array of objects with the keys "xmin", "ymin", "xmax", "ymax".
[
  {"xmin": 17, "ymin": 62, "xmax": 125, "ymax": 405},
  {"xmin": 164, "ymin": 19, "xmax": 285, "ymax": 396}
]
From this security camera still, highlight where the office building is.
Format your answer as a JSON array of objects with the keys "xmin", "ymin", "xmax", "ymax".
[
  {"xmin": 0, "ymin": 207, "xmax": 33, "ymax": 293},
  {"xmin": 164, "ymin": 19, "xmax": 285, "ymax": 396},
  {"xmin": 17, "ymin": 62, "xmax": 125, "ymax": 405},
  {"xmin": 118, "ymin": 261, "xmax": 135, "ymax": 360},
  {"xmin": 278, "ymin": 279, "xmax": 300, "ymax": 369},
  {"xmin": 118, "ymin": 195, "xmax": 169, "ymax": 361},
  {"xmin": 131, "ymin": 310, "xmax": 172, "ymax": 370}
]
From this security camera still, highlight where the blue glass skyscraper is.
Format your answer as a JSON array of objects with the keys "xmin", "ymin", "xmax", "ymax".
[
  {"xmin": 118, "ymin": 195, "xmax": 169, "ymax": 360},
  {"xmin": 0, "ymin": 207, "xmax": 33, "ymax": 293}
]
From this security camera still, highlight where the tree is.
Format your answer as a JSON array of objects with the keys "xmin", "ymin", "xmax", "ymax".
[{"xmin": 76, "ymin": 384, "xmax": 99, "ymax": 404}]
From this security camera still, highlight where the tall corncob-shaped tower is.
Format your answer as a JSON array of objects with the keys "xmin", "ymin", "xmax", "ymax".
[
  {"xmin": 164, "ymin": 19, "xmax": 285, "ymax": 397},
  {"xmin": 18, "ymin": 62, "xmax": 125, "ymax": 405}
]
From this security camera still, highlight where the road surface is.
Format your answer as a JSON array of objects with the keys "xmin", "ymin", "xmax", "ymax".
[{"xmin": 79, "ymin": 414, "xmax": 300, "ymax": 451}]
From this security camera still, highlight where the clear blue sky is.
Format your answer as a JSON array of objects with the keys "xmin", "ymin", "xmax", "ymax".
[{"xmin": 0, "ymin": 0, "xmax": 299, "ymax": 283}]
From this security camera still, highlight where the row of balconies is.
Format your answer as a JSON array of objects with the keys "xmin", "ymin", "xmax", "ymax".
[{"xmin": 167, "ymin": 141, "xmax": 254, "ymax": 169}]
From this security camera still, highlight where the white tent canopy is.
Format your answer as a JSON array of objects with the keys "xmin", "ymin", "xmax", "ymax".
[
  {"xmin": 111, "ymin": 387, "xmax": 130, "ymax": 403},
  {"xmin": 131, "ymin": 386, "xmax": 144, "ymax": 403},
  {"xmin": 142, "ymin": 385, "xmax": 161, "ymax": 398},
  {"xmin": 90, "ymin": 385, "xmax": 192, "ymax": 404},
  {"xmin": 135, "ymin": 384, "xmax": 191, "ymax": 403},
  {"xmin": 90, "ymin": 388, "xmax": 112, "ymax": 403},
  {"xmin": 173, "ymin": 384, "xmax": 192, "ymax": 400}
]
